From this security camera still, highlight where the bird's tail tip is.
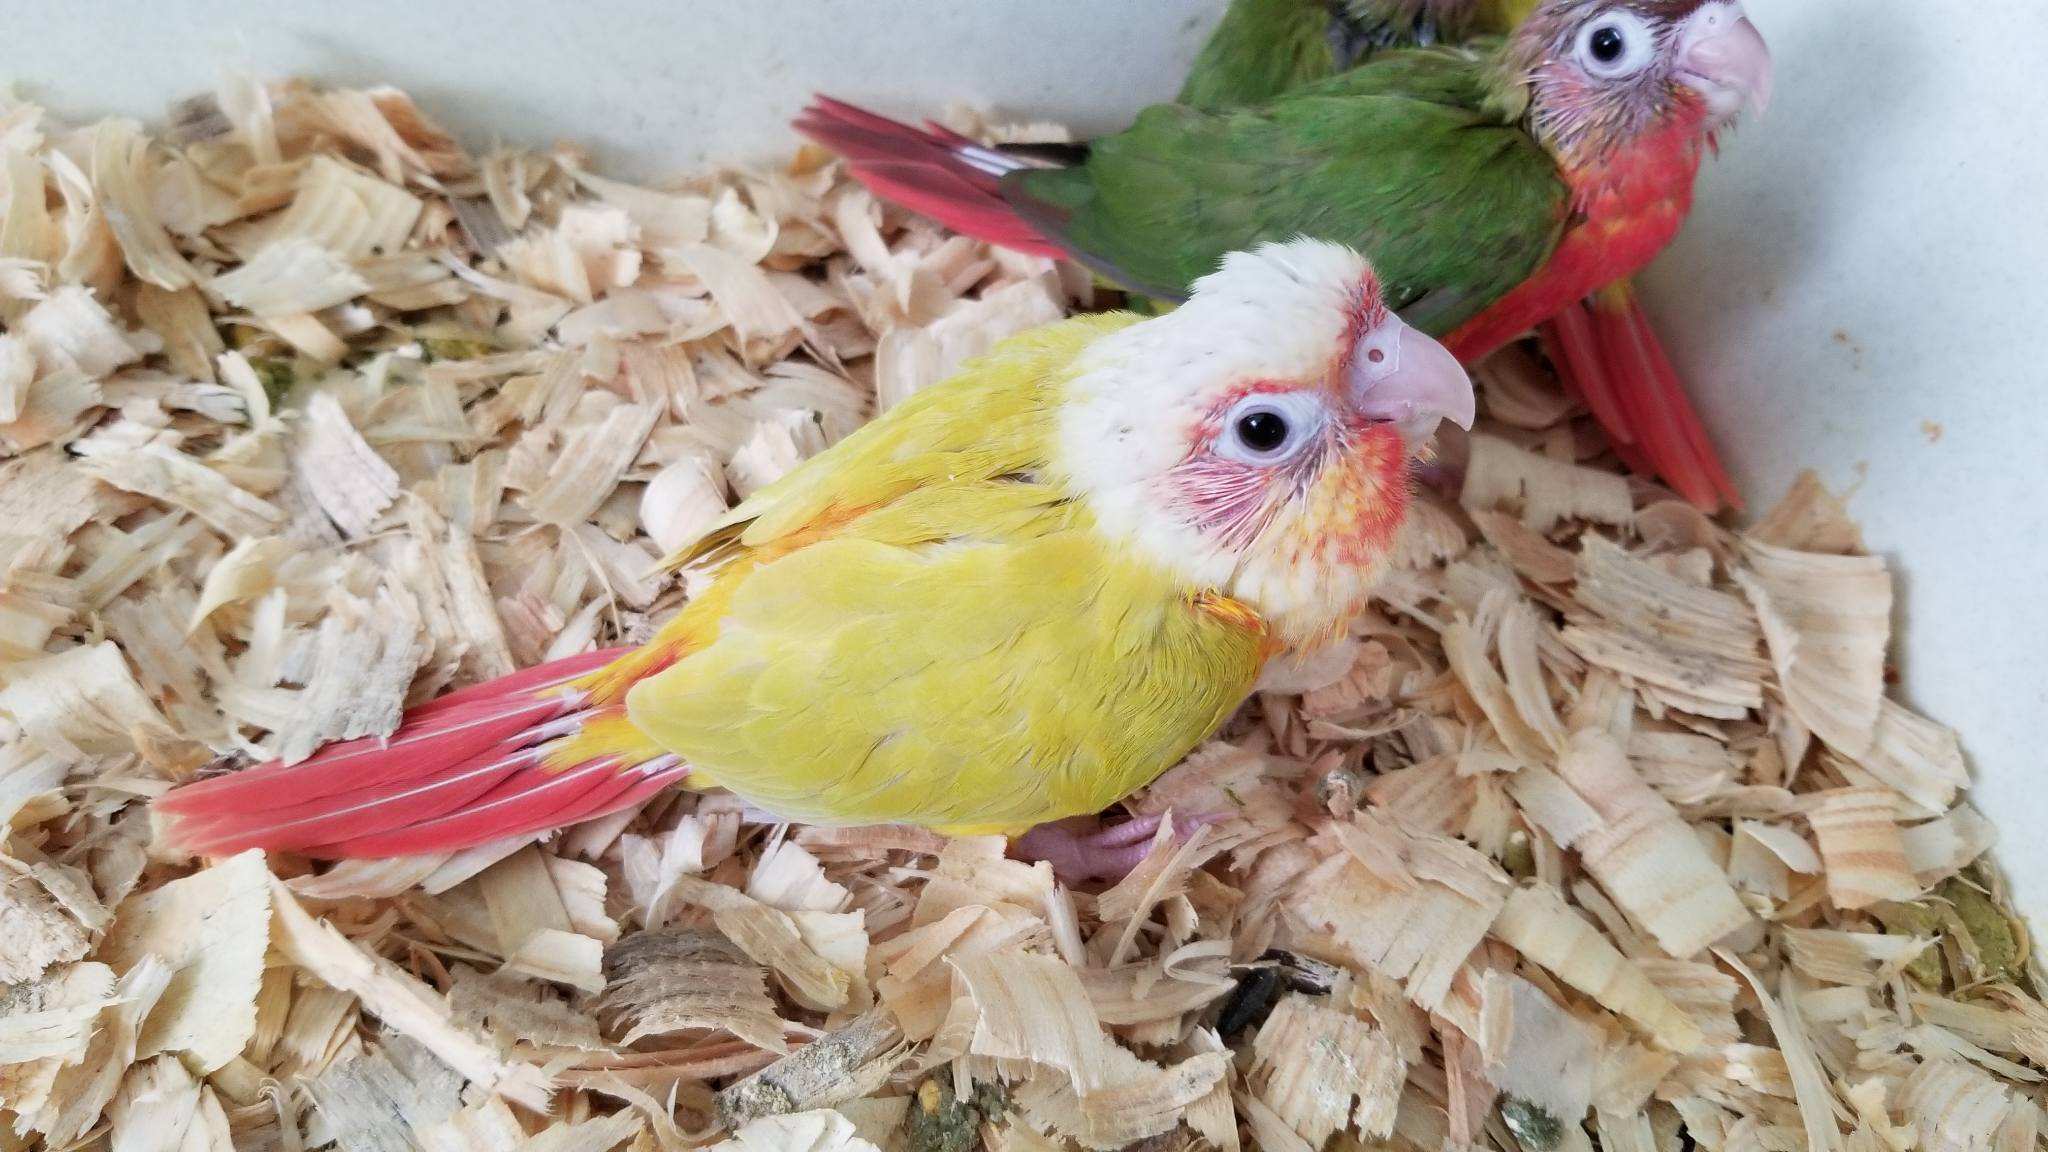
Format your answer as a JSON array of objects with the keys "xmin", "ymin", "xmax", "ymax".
[
  {"xmin": 155, "ymin": 647, "xmax": 687, "ymax": 861},
  {"xmin": 1542, "ymin": 287, "xmax": 1742, "ymax": 513},
  {"xmin": 792, "ymin": 95, "xmax": 1067, "ymax": 260}
]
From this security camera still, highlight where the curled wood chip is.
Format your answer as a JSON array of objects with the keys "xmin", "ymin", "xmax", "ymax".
[
  {"xmin": 1750, "ymin": 470, "xmax": 1863, "ymax": 554},
  {"xmin": 83, "ymin": 442, "xmax": 283, "ymax": 538},
  {"xmin": 297, "ymin": 392, "xmax": 401, "ymax": 538},
  {"xmin": 1444, "ymin": 598, "xmax": 1555, "ymax": 768},
  {"xmin": 210, "ymin": 238, "xmax": 370, "ymax": 316},
  {"xmin": 670, "ymin": 243, "xmax": 808, "ymax": 364},
  {"xmin": 20, "ymin": 284, "xmax": 153, "ymax": 377},
  {"xmin": 1562, "ymin": 537, "xmax": 1768, "ymax": 718},
  {"xmin": 304, "ymin": 1034, "xmax": 467, "ymax": 1152},
  {"xmin": 274, "ymin": 156, "xmax": 424, "ymax": 258},
  {"xmin": 1483, "ymin": 972, "xmax": 1602, "ymax": 1128},
  {"xmin": 1900, "ymin": 1058, "xmax": 2019, "ymax": 1152},
  {"xmin": 96, "ymin": 849, "xmax": 270, "ymax": 1072},
  {"xmin": 1250, "ymin": 994, "xmax": 1403, "ymax": 1144},
  {"xmin": 1543, "ymin": 730, "xmax": 1754, "ymax": 957},
  {"xmin": 600, "ymin": 929, "xmax": 789, "ymax": 1052},
  {"xmin": 1808, "ymin": 788, "xmax": 1922, "ymax": 910},
  {"xmin": 0, "ymin": 961, "xmax": 116, "ymax": 1068},
  {"xmin": 952, "ymin": 950, "xmax": 1111, "ymax": 1092},
  {"xmin": 1849, "ymin": 699, "xmax": 1971, "ymax": 816},
  {"xmin": 1737, "ymin": 541, "xmax": 1892, "ymax": 759},
  {"xmin": 727, "ymin": 409, "xmax": 828, "ymax": 500},
  {"xmin": 91, "ymin": 121, "xmax": 201, "ymax": 290},
  {"xmin": 0, "ymin": 640, "xmax": 175, "ymax": 758},
  {"xmin": 107, "ymin": 1056, "xmax": 232, "ymax": 1152},
  {"xmin": 873, "ymin": 277, "xmax": 1063, "ymax": 409},
  {"xmin": 0, "ymin": 867, "xmax": 92, "ymax": 984},
  {"xmin": 13, "ymin": 955, "xmax": 172, "ymax": 1145},
  {"xmin": 1461, "ymin": 434, "xmax": 1632, "ymax": 532},
  {"xmin": 1471, "ymin": 508, "xmax": 1577, "ymax": 584},
  {"xmin": 1901, "ymin": 805, "xmax": 1995, "ymax": 884},
  {"xmin": 1492, "ymin": 886, "xmax": 1702, "ymax": 1052},
  {"xmin": 269, "ymin": 877, "xmax": 551, "ymax": 1111},
  {"xmin": 670, "ymin": 875, "xmax": 850, "ymax": 1012},
  {"xmin": 519, "ymin": 396, "xmax": 662, "ymax": 525},
  {"xmin": 640, "ymin": 449, "xmax": 730, "ymax": 556},
  {"xmin": 1783, "ymin": 927, "xmax": 1932, "ymax": 987},
  {"xmin": 1287, "ymin": 810, "xmax": 1508, "ymax": 1010}
]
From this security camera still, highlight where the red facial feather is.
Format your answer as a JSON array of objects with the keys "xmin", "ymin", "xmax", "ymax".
[
  {"xmin": 1163, "ymin": 274, "xmax": 1409, "ymax": 574},
  {"xmin": 1341, "ymin": 276, "xmax": 1393, "ymax": 353}
]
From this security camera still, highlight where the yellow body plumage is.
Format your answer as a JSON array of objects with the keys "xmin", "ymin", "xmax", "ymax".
[
  {"xmin": 157, "ymin": 240, "xmax": 1472, "ymax": 863},
  {"xmin": 598, "ymin": 315, "xmax": 1269, "ymax": 834}
]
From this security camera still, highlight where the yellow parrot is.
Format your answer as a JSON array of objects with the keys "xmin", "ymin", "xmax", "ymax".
[{"xmin": 157, "ymin": 240, "xmax": 1474, "ymax": 881}]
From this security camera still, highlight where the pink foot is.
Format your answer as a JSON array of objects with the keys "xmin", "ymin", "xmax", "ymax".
[{"xmin": 1010, "ymin": 812, "xmax": 1219, "ymax": 885}]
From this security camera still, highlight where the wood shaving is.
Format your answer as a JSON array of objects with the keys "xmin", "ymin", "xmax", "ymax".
[
  {"xmin": 95, "ymin": 849, "xmax": 271, "ymax": 1072},
  {"xmin": 602, "ymin": 929, "xmax": 792, "ymax": 1052},
  {"xmin": 1249, "ymin": 993, "xmax": 1403, "ymax": 1143},
  {"xmin": 0, "ymin": 76, "xmax": 2033, "ymax": 1152}
]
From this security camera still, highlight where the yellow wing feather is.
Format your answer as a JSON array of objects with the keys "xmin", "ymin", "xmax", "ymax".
[{"xmin": 606, "ymin": 312, "xmax": 1270, "ymax": 834}]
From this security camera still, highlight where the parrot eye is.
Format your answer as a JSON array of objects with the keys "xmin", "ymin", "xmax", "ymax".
[
  {"xmin": 1575, "ymin": 11, "xmax": 1656, "ymax": 79},
  {"xmin": 1214, "ymin": 392, "xmax": 1326, "ymax": 466},
  {"xmin": 1238, "ymin": 411, "xmax": 1289, "ymax": 451}
]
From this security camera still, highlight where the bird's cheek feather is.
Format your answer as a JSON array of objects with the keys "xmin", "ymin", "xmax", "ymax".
[{"xmin": 1165, "ymin": 457, "xmax": 1284, "ymax": 551}]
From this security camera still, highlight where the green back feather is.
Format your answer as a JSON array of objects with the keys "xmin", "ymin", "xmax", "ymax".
[
  {"xmin": 1013, "ymin": 47, "xmax": 1566, "ymax": 335},
  {"xmin": 1178, "ymin": 0, "xmax": 1510, "ymax": 112}
]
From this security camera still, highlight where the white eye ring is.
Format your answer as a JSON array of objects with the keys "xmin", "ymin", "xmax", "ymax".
[
  {"xmin": 1213, "ymin": 392, "xmax": 1328, "ymax": 466},
  {"xmin": 1575, "ymin": 10, "xmax": 1657, "ymax": 80}
]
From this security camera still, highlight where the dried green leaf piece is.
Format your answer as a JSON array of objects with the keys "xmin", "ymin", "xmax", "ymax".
[
  {"xmin": 1942, "ymin": 878, "xmax": 2023, "ymax": 985},
  {"xmin": 1873, "ymin": 901, "xmax": 1950, "ymax": 988},
  {"xmin": 903, "ymin": 1077, "xmax": 1008, "ymax": 1152},
  {"xmin": 1500, "ymin": 1096, "xmax": 1565, "ymax": 1151}
]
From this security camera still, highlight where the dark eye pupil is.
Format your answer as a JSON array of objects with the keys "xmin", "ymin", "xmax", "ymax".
[
  {"xmin": 1590, "ymin": 25, "xmax": 1625, "ymax": 62},
  {"xmin": 1237, "ymin": 411, "xmax": 1290, "ymax": 453}
]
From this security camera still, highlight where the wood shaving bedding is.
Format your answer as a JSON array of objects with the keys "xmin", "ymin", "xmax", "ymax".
[{"xmin": 0, "ymin": 77, "xmax": 2036, "ymax": 1152}]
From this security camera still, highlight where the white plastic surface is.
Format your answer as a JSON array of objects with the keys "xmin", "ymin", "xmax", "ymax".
[{"xmin": 6, "ymin": 1, "xmax": 2045, "ymax": 916}]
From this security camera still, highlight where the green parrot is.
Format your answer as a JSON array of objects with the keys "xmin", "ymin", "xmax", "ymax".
[{"xmin": 798, "ymin": 0, "xmax": 1772, "ymax": 510}]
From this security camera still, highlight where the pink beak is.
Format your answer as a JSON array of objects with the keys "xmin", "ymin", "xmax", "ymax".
[
  {"xmin": 1677, "ymin": 3, "xmax": 1775, "ymax": 121},
  {"xmin": 1347, "ymin": 314, "xmax": 1476, "ymax": 454}
]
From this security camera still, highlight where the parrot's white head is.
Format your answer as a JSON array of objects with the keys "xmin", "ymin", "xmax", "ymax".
[{"xmin": 1055, "ymin": 239, "xmax": 1475, "ymax": 649}]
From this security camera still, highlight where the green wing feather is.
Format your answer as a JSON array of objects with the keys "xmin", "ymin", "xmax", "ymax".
[
  {"xmin": 1178, "ymin": 0, "xmax": 1349, "ymax": 111},
  {"xmin": 1013, "ymin": 48, "xmax": 1567, "ymax": 335}
]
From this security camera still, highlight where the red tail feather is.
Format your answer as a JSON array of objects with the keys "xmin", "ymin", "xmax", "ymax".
[
  {"xmin": 794, "ymin": 96, "xmax": 1066, "ymax": 259},
  {"xmin": 1540, "ymin": 290, "xmax": 1741, "ymax": 512},
  {"xmin": 155, "ymin": 649, "xmax": 691, "ymax": 859}
]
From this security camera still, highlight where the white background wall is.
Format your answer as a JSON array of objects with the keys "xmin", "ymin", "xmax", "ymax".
[{"xmin": 6, "ymin": 0, "xmax": 2046, "ymax": 917}]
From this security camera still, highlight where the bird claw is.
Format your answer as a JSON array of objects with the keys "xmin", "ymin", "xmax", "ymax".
[{"xmin": 1010, "ymin": 811, "xmax": 1223, "ymax": 886}]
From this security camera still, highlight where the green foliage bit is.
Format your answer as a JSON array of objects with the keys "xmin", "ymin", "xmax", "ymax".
[
  {"xmin": 1502, "ymin": 830, "xmax": 1537, "ymax": 881},
  {"xmin": 1944, "ymin": 876, "xmax": 2023, "ymax": 985},
  {"xmin": 1872, "ymin": 900, "xmax": 1947, "ymax": 987},
  {"xmin": 250, "ymin": 357, "xmax": 297, "ymax": 410},
  {"xmin": 902, "ymin": 1076, "xmax": 1009, "ymax": 1152},
  {"xmin": 1499, "ymin": 1096, "xmax": 1564, "ymax": 1151},
  {"xmin": 419, "ymin": 335, "xmax": 496, "ymax": 363}
]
